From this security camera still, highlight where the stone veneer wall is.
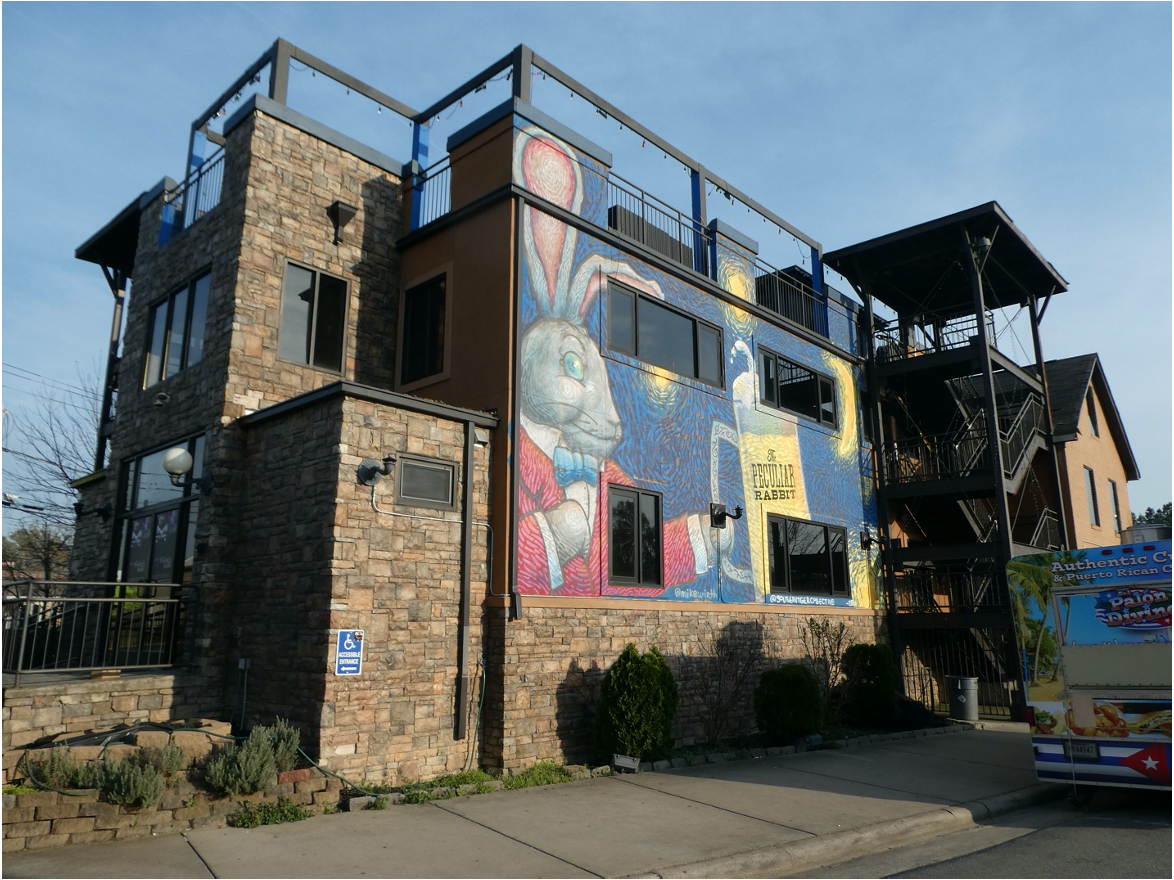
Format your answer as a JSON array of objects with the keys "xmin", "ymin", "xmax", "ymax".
[
  {"xmin": 231, "ymin": 390, "xmax": 493, "ymax": 785},
  {"xmin": 482, "ymin": 603, "xmax": 883, "ymax": 770}
]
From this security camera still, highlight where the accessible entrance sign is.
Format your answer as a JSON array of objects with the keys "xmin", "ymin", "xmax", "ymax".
[{"xmin": 335, "ymin": 630, "xmax": 364, "ymax": 675}]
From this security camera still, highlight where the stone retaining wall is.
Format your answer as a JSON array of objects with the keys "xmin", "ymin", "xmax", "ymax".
[{"xmin": 1, "ymin": 770, "xmax": 344, "ymax": 853}]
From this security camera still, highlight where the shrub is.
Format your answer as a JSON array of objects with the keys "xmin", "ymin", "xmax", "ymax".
[
  {"xmin": 263, "ymin": 717, "xmax": 301, "ymax": 773},
  {"xmin": 204, "ymin": 728, "xmax": 277, "ymax": 796},
  {"xmin": 25, "ymin": 746, "xmax": 100, "ymax": 790},
  {"xmin": 136, "ymin": 743, "xmax": 186, "ymax": 776},
  {"xmin": 840, "ymin": 643, "xmax": 899, "ymax": 728},
  {"xmin": 102, "ymin": 758, "xmax": 165, "ymax": 808},
  {"xmin": 754, "ymin": 664, "xmax": 821, "ymax": 745},
  {"xmin": 593, "ymin": 644, "xmax": 679, "ymax": 763}
]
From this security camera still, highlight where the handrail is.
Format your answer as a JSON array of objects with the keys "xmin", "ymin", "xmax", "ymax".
[
  {"xmin": 3, "ymin": 582, "xmax": 190, "ymax": 684},
  {"xmin": 162, "ymin": 148, "xmax": 226, "ymax": 240}
]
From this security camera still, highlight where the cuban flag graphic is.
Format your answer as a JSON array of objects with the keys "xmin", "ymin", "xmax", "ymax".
[{"xmin": 1034, "ymin": 738, "xmax": 1172, "ymax": 789}]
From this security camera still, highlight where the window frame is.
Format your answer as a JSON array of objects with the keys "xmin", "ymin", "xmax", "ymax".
[
  {"xmin": 143, "ymin": 270, "xmax": 211, "ymax": 388},
  {"xmin": 766, "ymin": 514, "xmax": 850, "ymax": 598},
  {"xmin": 606, "ymin": 281, "xmax": 724, "ymax": 388},
  {"xmin": 758, "ymin": 347, "xmax": 837, "ymax": 429},
  {"xmin": 1108, "ymin": 479, "xmax": 1122, "ymax": 533},
  {"xmin": 277, "ymin": 261, "xmax": 349, "ymax": 374},
  {"xmin": 114, "ymin": 434, "xmax": 204, "ymax": 587},
  {"xmin": 394, "ymin": 453, "xmax": 457, "ymax": 512},
  {"xmin": 607, "ymin": 484, "xmax": 663, "ymax": 588},
  {"xmin": 1083, "ymin": 466, "xmax": 1100, "ymax": 527},
  {"xmin": 397, "ymin": 266, "xmax": 453, "ymax": 392}
]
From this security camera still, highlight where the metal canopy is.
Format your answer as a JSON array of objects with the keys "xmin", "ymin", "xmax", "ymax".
[
  {"xmin": 74, "ymin": 193, "xmax": 143, "ymax": 278},
  {"xmin": 824, "ymin": 201, "xmax": 1067, "ymax": 319}
]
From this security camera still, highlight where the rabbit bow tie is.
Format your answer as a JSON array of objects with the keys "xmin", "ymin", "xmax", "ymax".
[{"xmin": 553, "ymin": 447, "xmax": 600, "ymax": 486}]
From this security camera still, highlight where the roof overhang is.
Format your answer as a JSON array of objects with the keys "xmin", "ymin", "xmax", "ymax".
[
  {"xmin": 824, "ymin": 201, "xmax": 1067, "ymax": 319},
  {"xmin": 74, "ymin": 176, "xmax": 175, "ymax": 279}
]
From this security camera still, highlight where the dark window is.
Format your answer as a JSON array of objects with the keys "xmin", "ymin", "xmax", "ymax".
[
  {"xmin": 767, "ymin": 515, "xmax": 849, "ymax": 597},
  {"xmin": 279, "ymin": 263, "xmax": 347, "ymax": 372},
  {"xmin": 760, "ymin": 349, "xmax": 836, "ymax": 428},
  {"xmin": 1084, "ymin": 466, "xmax": 1100, "ymax": 527},
  {"xmin": 607, "ymin": 283, "xmax": 722, "ymax": 387},
  {"xmin": 1109, "ymin": 479, "xmax": 1121, "ymax": 533},
  {"xmin": 143, "ymin": 272, "xmax": 210, "ymax": 387},
  {"xmin": 118, "ymin": 435, "xmax": 204, "ymax": 585},
  {"xmin": 395, "ymin": 454, "xmax": 456, "ymax": 510},
  {"xmin": 609, "ymin": 486, "xmax": 662, "ymax": 587},
  {"xmin": 400, "ymin": 274, "xmax": 447, "ymax": 386},
  {"xmin": 1086, "ymin": 388, "xmax": 1099, "ymax": 437}
]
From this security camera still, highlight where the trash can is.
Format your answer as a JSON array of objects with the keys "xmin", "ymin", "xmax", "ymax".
[{"xmin": 947, "ymin": 675, "xmax": 979, "ymax": 721}]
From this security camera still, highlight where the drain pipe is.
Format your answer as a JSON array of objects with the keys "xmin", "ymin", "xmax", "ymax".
[{"xmin": 455, "ymin": 419, "xmax": 476, "ymax": 740}]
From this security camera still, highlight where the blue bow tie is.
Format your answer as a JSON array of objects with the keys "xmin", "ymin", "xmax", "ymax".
[{"xmin": 553, "ymin": 447, "xmax": 599, "ymax": 486}]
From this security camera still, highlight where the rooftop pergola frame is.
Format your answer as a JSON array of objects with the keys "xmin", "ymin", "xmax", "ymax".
[{"xmin": 189, "ymin": 39, "xmax": 822, "ymax": 255}]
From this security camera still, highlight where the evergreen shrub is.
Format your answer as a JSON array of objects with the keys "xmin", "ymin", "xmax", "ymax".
[
  {"xmin": 840, "ymin": 643, "xmax": 899, "ymax": 728},
  {"xmin": 593, "ymin": 643, "xmax": 679, "ymax": 763},
  {"xmin": 257, "ymin": 717, "xmax": 301, "ymax": 773},
  {"xmin": 754, "ymin": 664, "xmax": 821, "ymax": 744}
]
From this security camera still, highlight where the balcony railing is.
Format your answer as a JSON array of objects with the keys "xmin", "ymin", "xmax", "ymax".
[
  {"xmin": 884, "ymin": 427, "xmax": 990, "ymax": 484},
  {"xmin": 874, "ymin": 311, "xmax": 995, "ymax": 362},
  {"xmin": 3, "ymin": 581, "xmax": 190, "ymax": 684},
  {"xmin": 894, "ymin": 565, "xmax": 1007, "ymax": 613},
  {"xmin": 409, "ymin": 135, "xmax": 859, "ymax": 353},
  {"xmin": 161, "ymin": 148, "xmax": 226, "ymax": 243}
]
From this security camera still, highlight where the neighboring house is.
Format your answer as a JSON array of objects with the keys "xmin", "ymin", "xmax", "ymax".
[
  {"xmin": 3, "ymin": 40, "xmax": 1103, "ymax": 781},
  {"xmin": 1044, "ymin": 354, "xmax": 1140, "ymax": 548}
]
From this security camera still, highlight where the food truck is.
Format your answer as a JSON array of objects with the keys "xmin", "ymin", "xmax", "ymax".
[{"xmin": 1007, "ymin": 541, "xmax": 1171, "ymax": 791}]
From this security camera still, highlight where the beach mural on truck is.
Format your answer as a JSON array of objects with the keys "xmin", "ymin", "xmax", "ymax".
[{"xmin": 511, "ymin": 124, "xmax": 876, "ymax": 606}]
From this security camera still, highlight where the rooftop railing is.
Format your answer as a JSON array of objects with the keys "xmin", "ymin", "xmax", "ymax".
[
  {"xmin": 409, "ymin": 135, "xmax": 861, "ymax": 354},
  {"xmin": 3, "ymin": 581, "xmax": 190, "ymax": 684},
  {"xmin": 161, "ymin": 148, "xmax": 226, "ymax": 244}
]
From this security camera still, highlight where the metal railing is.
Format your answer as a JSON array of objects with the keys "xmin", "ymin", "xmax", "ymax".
[
  {"xmin": 899, "ymin": 626, "xmax": 1017, "ymax": 718},
  {"xmin": 874, "ymin": 312, "xmax": 994, "ymax": 362},
  {"xmin": 884, "ymin": 426, "xmax": 990, "ymax": 483},
  {"xmin": 1000, "ymin": 395, "xmax": 1046, "ymax": 480},
  {"xmin": 3, "ymin": 581, "xmax": 189, "ymax": 683},
  {"xmin": 163, "ymin": 148, "xmax": 226, "ymax": 240},
  {"xmin": 413, "ymin": 130, "xmax": 858, "ymax": 352},
  {"xmin": 414, "ymin": 158, "xmax": 451, "ymax": 228},
  {"xmin": 894, "ymin": 565, "xmax": 1007, "ymax": 613}
]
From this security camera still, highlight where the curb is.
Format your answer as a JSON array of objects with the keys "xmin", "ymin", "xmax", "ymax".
[{"xmin": 627, "ymin": 782, "xmax": 1065, "ymax": 878}]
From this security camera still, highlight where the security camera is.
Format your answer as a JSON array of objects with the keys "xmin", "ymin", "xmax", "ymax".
[{"xmin": 154, "ymin": 392, "xmax": 171, "ymax": 407}]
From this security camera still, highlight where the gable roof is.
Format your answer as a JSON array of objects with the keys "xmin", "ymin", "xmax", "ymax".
[{"xmin": 1045, "ymin": 353, "xmax": 1140, "ymax": 480}]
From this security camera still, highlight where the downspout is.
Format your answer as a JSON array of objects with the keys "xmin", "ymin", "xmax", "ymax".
[{"xmin": 455, "ymin": 419, "xmax": 476, "ymax": 740}]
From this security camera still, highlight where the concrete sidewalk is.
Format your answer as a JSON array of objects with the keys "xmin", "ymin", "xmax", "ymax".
[{"xmin": 4, "ymin": 724, "xmax": 1062, "ymax": 879}]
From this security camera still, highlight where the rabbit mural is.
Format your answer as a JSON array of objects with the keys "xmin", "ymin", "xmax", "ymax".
[{"xmin": 514, "ymin": 128, "xmax": 731, "ymax": 597}]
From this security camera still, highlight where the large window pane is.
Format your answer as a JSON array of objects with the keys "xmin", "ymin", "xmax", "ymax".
[
  {"xmin": 125, "ymin": 516, "xmax": 153, "ymax": 582},
  {"xmin": 186, "ymin": 274, "xmax": 210, "ymax": 368},
  {"xmin": 400, "ymin": 276, "xmax": 446, "ymax": 384},
  {"xmin": 312, "ymin": 275, "xmax": 347, "ymax": 371},
  {"xmin": 133, "ymin": 448, "xmax": 184, "ymax": 509},
  {"xmin": 697, "ymin": 324, "xmax": 721, "ymax": 386},
  {"xmin": 144, "ymin": 302, "xmax": 168, "ymax": 387},
  {"xmin": 164, "ymin": 286, "xmax": 189, "ymax": 379},
  {"xmin": 639, "ymin": 492, "xmax": 660, "ymax": 586},
  {"xmin": 637, "ymin": 297, "xmax": 694, "ymax": 376},
  {"xmin": 149, "ymin": 509, "xmax": 180, "ymax": 581},
  {"xmin": 768, "ymin": 517, "xmax": 787, "ymax": 591},
  {"xmin": 787, "ymin": 520, "xmax": 829, "ymax": 594},
  {"xmin": 829, "ymin": 528, "xmax": 848, "ymax": 595},
  {"xmin": 610, "ymin": 490, "xmax": 636, "ymax": 580},
  {"xmin": 279, "ymin": 265, "xmax": 315, "ymax": 363},
  {"xmin": 608, "ymin": 285, "xmax": 636, "ymax": 354}
]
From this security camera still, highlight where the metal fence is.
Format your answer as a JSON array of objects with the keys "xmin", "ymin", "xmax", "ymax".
[
  {"xmin": 167, "ymin": 148, "xmax": 226, "ymax": 234},
  {"xmin": 3, "ymin": 581, "xmax": 189, "ymax": 683},
  {"xmin": 899, "ymin": 626, "xmax": 1019, "ymax": 718},
  {"xmin": 414, "ymin": 159, "xmax": 451, "ymax": 228}
]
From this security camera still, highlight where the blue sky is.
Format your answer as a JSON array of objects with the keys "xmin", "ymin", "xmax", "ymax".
[{"xmin": 2, "ymin": 2, "xmax": 1170, "ymax": 527}]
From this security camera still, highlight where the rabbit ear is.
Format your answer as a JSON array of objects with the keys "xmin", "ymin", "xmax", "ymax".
[
  {"xmin": 570, "ymin": 256, "xmax": 664, "ymax": 319},
  {"xmin": 515, "ymin": 128, "xmax": 583, "ymax": 317}
]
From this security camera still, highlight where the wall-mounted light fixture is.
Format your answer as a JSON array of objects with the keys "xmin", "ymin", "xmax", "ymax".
[
  {"xmin": 357, "ymin": 455, "xmax": 396, "ymax": 486},
  {"xmin": 73, "ymin": 500, "xmax": 114, "ymax": 521},
  {"xmin": 162, "ymin": 447, "xmax": 211, "ymax": 494},
  {"xmin": 327, "ymin": 200, "xmax": 358, "ymax": 244},
  {"xmin": 709, "ymin": 502, "xmax": 743, "ymax": 529}
]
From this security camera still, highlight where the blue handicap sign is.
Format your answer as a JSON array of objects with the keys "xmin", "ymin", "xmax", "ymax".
[{"xmin": 335, "ymin": 629, "xmax": 364, "ymax": 676}]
